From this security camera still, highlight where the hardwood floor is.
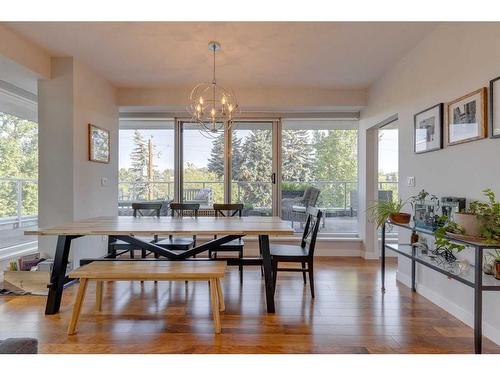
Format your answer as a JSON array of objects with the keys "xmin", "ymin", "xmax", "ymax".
[{"xmin": 1, "ymin": 257, "xmax": 499, "ymax": 354}]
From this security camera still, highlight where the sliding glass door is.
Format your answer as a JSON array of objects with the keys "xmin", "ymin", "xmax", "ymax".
[
  {"xmin": 180, "ymin": 122, "xmax": 224, "ymax": 208},
  {"xmin": 230, "ymin": 121, "xmax": 276, "ymax": 216},
  {"xmin": 119, "ymin": 117, "xmax": 360, "ymax": 237}
]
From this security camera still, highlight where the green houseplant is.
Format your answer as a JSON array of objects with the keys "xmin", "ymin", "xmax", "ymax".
[
  {"xmin": 368, "ymin": 198, "xmax": 410, "ymax": 228},
  {"xmin": 468, "ymin": 189, "xmax": 500, "ymax": 244}
]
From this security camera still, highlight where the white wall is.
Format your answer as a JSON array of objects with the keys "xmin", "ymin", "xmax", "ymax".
[
  {"xmin": 359, "ymin": 23, "xmax": 500, "ymax": 344},
  {"xmin": 38, "ymin": 57, "xmax": 118, "ymax": 267}
]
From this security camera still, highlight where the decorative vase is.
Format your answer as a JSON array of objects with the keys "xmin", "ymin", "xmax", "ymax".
[
  {"xmin": 483, "ymin": 261, "xmax": 494, "ymax": 275},
  {"xmin": 389, "ymin": 212, "xmax": 411, "ymax": 224},
  {"xmin": 454, "ymin": 213, "xmax": 481, "ymax": 237},
  {"xmin": 495, "ymin": 260, "xmax": 500, "ymax": 280}
]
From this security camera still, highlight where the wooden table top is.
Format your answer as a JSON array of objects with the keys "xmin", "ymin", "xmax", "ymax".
[
  {"xmin": 25, "ymin": 216, "xmax": 294, "ymax": 236},
  {"xmin": 69, "ymin": 260, "xmax": 227, "ymax": 280}
]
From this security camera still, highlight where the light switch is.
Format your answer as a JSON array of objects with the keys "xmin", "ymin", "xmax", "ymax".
[
  {"xmin": 101, "ymin": 177, "xmax": 109, "ymax": 187},
  {"xmin": 407, "ymin": 176, "xmax": 415, "ymax": 187}
]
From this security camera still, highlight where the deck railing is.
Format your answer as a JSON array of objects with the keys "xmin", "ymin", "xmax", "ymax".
[
  {"xmin": 118, "ymin": 180, "xmax": 399, "ymax": 214},
  {"xmin": 0, "ymin": 177, "xmax": 38, "ymax": 229}
]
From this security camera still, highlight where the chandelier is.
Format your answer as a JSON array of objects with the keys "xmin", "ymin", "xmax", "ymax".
[{"xmin": 188, "ymin": 41, "xmax": 239, "ymax": 136}]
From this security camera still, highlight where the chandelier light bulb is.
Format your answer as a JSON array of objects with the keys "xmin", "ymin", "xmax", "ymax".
[{"xmin": 199, "ymin": 97, "xmax": 204, "ymax": 105}]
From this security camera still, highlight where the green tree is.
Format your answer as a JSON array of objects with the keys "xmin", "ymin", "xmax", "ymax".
[
  {"xmin": 238, "ymin": 129, "xmax": 272, "ymax": 210},
  {"xmin": 313, "ymin": 129, "xmax": 358, "ymax": 208},
  {"xmin": 282, "ymin": 129, "xmax": 315, "ymax": 182},
  {"xmin": 207, "ymin": 133, "xmax": 244, "ymax": 180},
  {"xmin": 129, "ymin": 130, "xmax": 160, "ymax": 200},
  {"xmin": 0, "ymin": 112, "xmax": 38, "ymax": 217}
]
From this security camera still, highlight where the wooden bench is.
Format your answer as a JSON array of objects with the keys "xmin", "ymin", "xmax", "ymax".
[{"xmin": 67, "ymin": 261, "xmax": 226, "ymax": 335}]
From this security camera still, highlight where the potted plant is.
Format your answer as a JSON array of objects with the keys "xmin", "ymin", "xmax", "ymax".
[
  {"xmin": 368, "ymin": 198, "xmax": 411, "ymax": 227},
  {"xmin": 433, "ymin": 216, "xmax": 466, "ymax": 263},
  {"xmin": 455, "ymin": 189, "xmax": 500, "ymax": 240}
]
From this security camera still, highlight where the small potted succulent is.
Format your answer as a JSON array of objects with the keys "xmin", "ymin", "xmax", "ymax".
[{"xmin": 368, "ymin": 198, "xmax": 411, "ymax": 227}]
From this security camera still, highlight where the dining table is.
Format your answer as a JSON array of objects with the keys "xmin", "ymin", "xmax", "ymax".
[{"xmin": 25, "ymin": 215, "xmax": 294, "ymax": 315}]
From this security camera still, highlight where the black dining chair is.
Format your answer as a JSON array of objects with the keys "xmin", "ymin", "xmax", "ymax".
[
  {"xmin": 209, "ymin": 203, "xmax": 245, "ymax": 284},
  {"xmin": 109, "ymin": 202, "xmax": 163, "ymax": 259},
  {"xmin": 270, "ymin": 207, "xmax": 322, "ymax": 298},
  {"xmin": 154, "ymin": 203, "xmax": 199, "ymax": 254}
]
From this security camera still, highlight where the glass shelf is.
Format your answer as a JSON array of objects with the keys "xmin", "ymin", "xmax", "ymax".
[
  {"xmin": 386, "ymin": 221, "xmax": 500, "ymax": 249},
  {"xmin": 386, "ymin": 243, "xmax": 500, "ymax": 290}
]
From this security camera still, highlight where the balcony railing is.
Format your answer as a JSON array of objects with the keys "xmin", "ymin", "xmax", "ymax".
[
  {"xmin": 118, "ymin": 180, "xmax": 399, "ymax": 214},
  {"xmin": 0, "ymin": 177, "xmax": 38, "ymax": 229}
]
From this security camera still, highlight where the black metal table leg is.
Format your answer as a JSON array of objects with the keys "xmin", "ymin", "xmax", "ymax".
[
  {"xmin": 411, "ymin": 244, "xmax": 416, "ymax": 292},
  {"xmin": 108, "ymin": 236, "xmax": 116, "ymax": 258},
  {"xmin": 381, "ymin": 223, "xmax": 386, "ymax": 292},
  {"xmin": 259, "ymin": 234, "xmax": 275, "ymax": 313},
  {"xmin": 474, "ymin": 247, "xmax": 483, "ymax": 354},
  {"xmin": 45, "ymin": 235, "xmax": 77, "ymax": 315}
]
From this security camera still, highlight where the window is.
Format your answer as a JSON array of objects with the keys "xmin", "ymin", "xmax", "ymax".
[
  {"xmin": 118, "ymin": 120, "xmax": 175, "ymax": 213},
  {"xmin": 378, "ymin": 122, "xmax": 399, "ymax": 238},
  {"xmin": 118, "ymin": 116, "xmax": 360, "ymax": 238},
  {"xmin": 181, "ymin": 122, "xmax": 224, "ymax": 207},
  {"xmin": 281, "ymin": 119, "xmax": 358, "ymax": 236},
  {"xmin": 231, "ymin": 122, "xmax": 274, "ymax": 216},
  {"xmin": 0, "ymin": 111, "xmax": 38, "ymax": 257}
]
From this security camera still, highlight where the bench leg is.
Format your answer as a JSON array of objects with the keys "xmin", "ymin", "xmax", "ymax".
[
  {"xmin": 209, "ymin": 278, "xmax": 221, "ymax": 334},
  {"xmin": 216, "ymin": 278, "xmax": 225, "ymax": 312},
  {"xmin": 96, "ymin": 281, "xmax": 103, "ymax": 312},
  {"xmin": 67, "ymin": 278, "xmax": 88, "ymax": 335}
]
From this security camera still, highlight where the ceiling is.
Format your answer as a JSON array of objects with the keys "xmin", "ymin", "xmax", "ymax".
[{"xmin": 6, "ymin": 22, "xmax": 438, "ymax": 89}]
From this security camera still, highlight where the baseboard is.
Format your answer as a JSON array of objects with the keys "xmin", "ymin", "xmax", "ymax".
[{"xmin": 396, "ymin": 271, "xmax": 500, "ymax": 345}]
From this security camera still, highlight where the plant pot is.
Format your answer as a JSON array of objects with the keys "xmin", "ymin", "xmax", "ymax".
[
  {"xmin": 495, "ymin": 260, "xmax": 500, "ymax": 280},
  {"xmin": 389, "ymin": 212, "xmax": 411, "ymax": 224},
  {"xmin": 454, "ymin": 213, "xmax": 481, "ymax": 237}
]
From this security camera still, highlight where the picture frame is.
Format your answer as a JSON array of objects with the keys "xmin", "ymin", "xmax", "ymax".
[
  {"xmin": 490, "ymin": 76, "xmax": 500, "ymax": 138},
  {"xmin": 446, "ymin": 88, "xmax": 487, "ymax": 146},
  {"xmin": 414, "ymin": 103, "xmax": 443, "ymax": 154},
  {"xmin": 88, "ymin": 124, "xmax": 110, "ymax": 163}
]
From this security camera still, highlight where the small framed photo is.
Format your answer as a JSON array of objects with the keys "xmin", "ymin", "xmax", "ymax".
[
  {"xmin": 446, "ymin": 88, "xmax": 487, "ymax": 146},
  {"xmin": 88, "ymin": 124, "xmax": 110, "ymax": 163},
  {"xmin": 490, "ymin": 76, "xmax": 500, "ymax": 138},
  {"xmin": 414, "ymin": 103, "xmax": 443, "ymax": 154}
]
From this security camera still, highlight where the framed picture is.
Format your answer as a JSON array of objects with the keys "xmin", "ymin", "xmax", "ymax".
[
  {"xmin": 88, "ymin": 124, "xmax": 110, "ymax": 163},
  {"xmin": 414, "ymin": 103, "xmax": 443, "ymax": 154},
  {"xmin": 446, "ymin": 88, "xmax": 487, "ymax": 146},
  {"xmin": 490, "ymin": 76, "xmax": 500, "ymax": 138}
]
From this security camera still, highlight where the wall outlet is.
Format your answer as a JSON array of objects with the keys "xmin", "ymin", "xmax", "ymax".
[
  {"xmin": 407, "ymin": 176, "xmax": 415, "ymax": 187},
  {"xmin": 100, "ymin": 177, "xmax": 109, "ymax": 187}
]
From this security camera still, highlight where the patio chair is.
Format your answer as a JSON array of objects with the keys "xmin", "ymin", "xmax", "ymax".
[
  {"xmin": 184, "ymin": 187, "xmax": 212, "ymax": 207},
  {"xmin": 281, "ymin": 186, "xmax": 321, "ymax": 227}
]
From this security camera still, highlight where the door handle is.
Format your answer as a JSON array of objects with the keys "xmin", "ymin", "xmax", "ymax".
[{"xmin": 271, "ymin": 173, "xmax": 276, "ymax": 184}]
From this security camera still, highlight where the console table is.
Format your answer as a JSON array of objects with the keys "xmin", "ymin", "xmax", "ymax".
[{"xmin": 380, "ymin": 221, "xmax": 500, "ymax": 354}]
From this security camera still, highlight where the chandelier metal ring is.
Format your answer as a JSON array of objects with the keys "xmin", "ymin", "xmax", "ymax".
[{"xmin": 188, "ymin": 41, "xmax": 239, "ymax": 137}]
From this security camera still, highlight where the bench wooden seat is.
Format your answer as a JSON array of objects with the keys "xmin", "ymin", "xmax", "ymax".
[{"xmin": 67, "ymin": 260, "xmax": 226, "ymax": 335}]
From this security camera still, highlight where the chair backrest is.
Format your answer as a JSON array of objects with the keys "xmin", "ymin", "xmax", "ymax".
[
  {"xmin": 213, "ymin": 203, "xmax": 243, "ymax": 217},
  {"xmin": 170, "ymin": 203, "xmax": 200, "ymax": 217},
  {"xmin": 302, "ymin": 186, "xmax": 321, "ymax": 207},
  {"xmin": 300, "ymin": 207, "xmax": 323, "ymax": 257},
  {"xmin": 132, "ymin": 202, "xmax": 163, "ymax": 217}
]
